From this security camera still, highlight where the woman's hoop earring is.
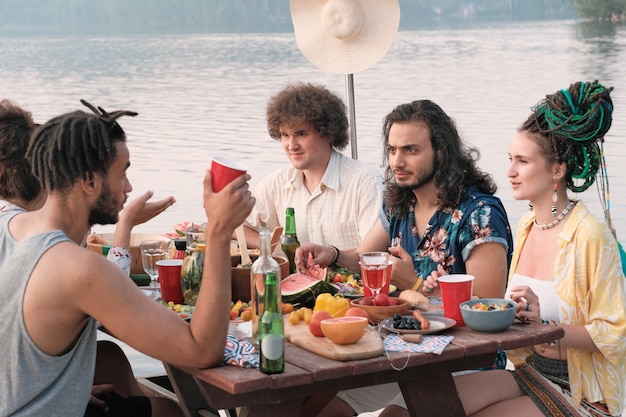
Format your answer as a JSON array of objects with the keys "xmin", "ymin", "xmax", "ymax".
[{"xmin": 552, "ymin": 183, "xmax": 558, "ymax": 217}]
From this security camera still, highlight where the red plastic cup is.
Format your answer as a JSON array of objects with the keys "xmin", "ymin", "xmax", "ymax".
[
  {"xmin": 210, "ymin": 156, "xmax": 248, "ymax": 192},
  {"xmin": 363, "ymin": 262, "xmax": 393, "ymax": 297},
  {"xmin": 157, "ymin": 259, "xmax": 184, "ymax": 304},
  {"xmin": 438, "ymin": 274, "xmax": 475, "ymax": 326}
]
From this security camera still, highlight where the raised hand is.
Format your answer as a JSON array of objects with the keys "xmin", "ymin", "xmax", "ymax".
[{"xmin": 114, "ymin": 190, "xmax": 176, "ymax": 249}]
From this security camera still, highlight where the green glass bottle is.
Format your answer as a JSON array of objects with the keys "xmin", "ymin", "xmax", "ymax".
[
  {"xmin": 281, "ymin": 207, "xmax": 300, "ymax": 274},
  {"xmin": 259, "ymin": 272, "xmax": 284, "ymax": 374},
  {"xmin": 250, "ymin": 226, "xmax": 281, "ymax": 344}
]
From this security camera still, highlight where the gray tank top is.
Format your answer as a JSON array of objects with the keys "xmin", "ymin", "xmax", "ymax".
[{"xmin": 0, "ymin": 212, "xmax": 98, "ymax": 416}]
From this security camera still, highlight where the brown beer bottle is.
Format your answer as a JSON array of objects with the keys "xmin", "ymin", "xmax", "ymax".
[{"xmin": 281, "ymin": 207, "xmax": 300, "ymax": 274}]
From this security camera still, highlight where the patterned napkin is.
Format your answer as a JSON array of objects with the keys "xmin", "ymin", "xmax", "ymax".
[
  {"xmin": 223, "ymin": 333, "xmax": 259, "ymax": 368},
  {"xmin": 383, "ymin": 333, "xmax": 454, "ymax": 355}
]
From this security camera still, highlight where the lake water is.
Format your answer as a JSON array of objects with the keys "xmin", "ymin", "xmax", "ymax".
[
  {"xmin": 2, "ymin": 19, "xmax": 626, "ymax": 376},
  {"xmin": 1, "ymin": 19, "xmax": 625, "ymax": 240}
]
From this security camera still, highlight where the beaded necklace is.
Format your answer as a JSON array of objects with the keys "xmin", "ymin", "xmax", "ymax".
[{"xmin": 534, "ymin": 200, "xmax": 576, "ymax": 230}]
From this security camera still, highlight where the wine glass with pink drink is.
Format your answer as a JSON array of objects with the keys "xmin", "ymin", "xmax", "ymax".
[{"xmin": 359, "ymin": 252, "xmax": 390, "ymax": 298}]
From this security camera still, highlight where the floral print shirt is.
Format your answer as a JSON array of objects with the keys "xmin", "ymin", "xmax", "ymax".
[
  {"xmin": 384, "ymin": 187, "xmax": 514, "ymax": 281},
  {"xmin": 383, "ymin": 187, "xmax": 514, "ymax": 370}
]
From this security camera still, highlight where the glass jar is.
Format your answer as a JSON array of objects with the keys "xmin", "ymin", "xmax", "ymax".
[{"xmin": 180, "ymin": 243, "xmax": 205, "ymax": 306}]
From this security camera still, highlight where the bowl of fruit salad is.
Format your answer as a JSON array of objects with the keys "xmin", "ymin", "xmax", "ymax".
[{"xmin": 460, "ymin": 298, "xmax": 516, "ymax": 332}]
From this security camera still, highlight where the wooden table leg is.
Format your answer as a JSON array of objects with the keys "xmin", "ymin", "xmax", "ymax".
[
  {"xmin": 397, "ymin": 353, "xmax": 496, "ymax": 417},
  {"xmin": 164, "ymin": 363, "xmax": 233, "ymax": 417},
  {"xmin": 399, "ymin": 373, "xmax": 466, "ymax": 417}
]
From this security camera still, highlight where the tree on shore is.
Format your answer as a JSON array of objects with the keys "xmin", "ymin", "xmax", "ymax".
[{"xmin": 570, "ymin": 0, "xmax": 626, "ymax": 21}]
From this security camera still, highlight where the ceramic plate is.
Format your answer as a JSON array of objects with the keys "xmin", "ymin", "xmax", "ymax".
[{"xmin": 379, "ymin": 314, "xmax": 456, "ymax": 335}]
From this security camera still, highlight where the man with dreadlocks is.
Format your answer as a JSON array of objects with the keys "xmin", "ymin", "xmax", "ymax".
[
  {"xmin": 0, "ymin": 100, "xmax": 255, "ymax": 416},
  {"xmin": 296, "ymin": 99, "xmax": 514, "ymax": 417},
  {"xmin": 0, "ymin": 98, "xmax": 176, "ymax": 276},
  {"xmin": 0, "ymin": 99, "xmax": 180, "ymax": 416},
  {"xmin": 383, "ymin": 81, "xmax": 626, "ymax": 417}
]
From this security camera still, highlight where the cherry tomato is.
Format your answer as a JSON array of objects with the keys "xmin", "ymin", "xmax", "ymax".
[{"xmin": 289, "ymin": 311, "xmax": 300, "ymax": 325}]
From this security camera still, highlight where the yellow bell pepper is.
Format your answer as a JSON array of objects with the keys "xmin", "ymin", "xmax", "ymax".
[{"xmin": 313, "ymin": 293, "xmax": 350, "ymax": 318}]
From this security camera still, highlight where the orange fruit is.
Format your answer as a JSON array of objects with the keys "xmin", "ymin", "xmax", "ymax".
[{"xmin": 309, "ymin": 311, "xmax": 332, "ymax": 337}]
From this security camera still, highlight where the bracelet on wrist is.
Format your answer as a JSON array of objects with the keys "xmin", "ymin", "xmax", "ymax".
[
  {"xmin": 411, "ymin": 277, "xmax": 424, "ymax": 292},
  {"xmin": 328, "ymin": 245, "xmax": 340, "ymax": 268}
]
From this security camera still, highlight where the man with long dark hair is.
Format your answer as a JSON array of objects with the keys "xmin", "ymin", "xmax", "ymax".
[
  {"xmin": 297, "ymin": 100, "xmax": 514, "ymax": 417},
  {"xmin": 380, "ymin": 99, "xmax": 513, "ymax": 296}
]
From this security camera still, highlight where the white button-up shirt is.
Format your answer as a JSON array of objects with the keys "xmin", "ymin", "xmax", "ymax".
[{"xmin": 246, "ymin": 150, "xmax": 384, "ymax": 251}]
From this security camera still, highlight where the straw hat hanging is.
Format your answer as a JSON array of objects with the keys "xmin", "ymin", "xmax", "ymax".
[{"xmin": 290, "ymin": 0, "xmax": 401, "ymax": 74}]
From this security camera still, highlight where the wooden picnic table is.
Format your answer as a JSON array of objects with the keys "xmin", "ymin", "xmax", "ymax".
[{"xmin": 163, "ymin": 321, "xmax": 563, "ymax": 417}]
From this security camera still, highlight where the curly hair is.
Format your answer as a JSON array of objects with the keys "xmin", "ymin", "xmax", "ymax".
[
  {"xmin": 521, "ymin": 80, "xmax": 613, "ymax": 193},
  {"xmin": 383, "ymin": 100, "xmax": 497, "ymax": 218},
  {"xmin": 0, "ymin": 99, "xmax": 42, "ymax": 203},
  {"xmin": 27, "ymin": 100, "xmax": 137, "ymax": 193},
  {"xmin": 266, "ymin": 83, "xmax": 349, "ymax": 150}
]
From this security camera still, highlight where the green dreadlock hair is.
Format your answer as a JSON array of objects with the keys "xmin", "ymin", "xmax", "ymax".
[
  {"xmin": 522, "ymin": 80, "xmax": 613, "ymax": 193},
  {"xmin": 27, "ymin": 100, "xmax": 137, "ymax": 193}
]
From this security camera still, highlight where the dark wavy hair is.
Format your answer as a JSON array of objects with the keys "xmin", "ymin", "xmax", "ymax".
[
  {"xmin": 521, "ymin": 80, "xmax": 613, "ymax": 193},
  {"xmin": 266, "ymin": 83, "xmax": 349, "ymax": 150},
  {"xmin": 27, "ymin": 100, "xmax": 137, "ymax": 193},
  {"xmin": 0, "ymin": 99, "xmax": 42, "ymax": 203},
  {"xmin": 383, "ymin": 100, "xmax": 497, "ymax": 218}
]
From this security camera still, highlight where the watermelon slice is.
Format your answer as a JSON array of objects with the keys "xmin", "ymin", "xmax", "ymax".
[
  {"xmin": 303, "ymin": 252, "xmax": 326, "ymax": 280},
  {"xmin": 281, "ymin": 273, "xmax": 338, "ymax": 308}
]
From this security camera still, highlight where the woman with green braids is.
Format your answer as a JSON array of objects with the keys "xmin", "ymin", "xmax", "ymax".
[{"xmin": 381, "ymin": 80, "xmax": 626, "ymax": 417}]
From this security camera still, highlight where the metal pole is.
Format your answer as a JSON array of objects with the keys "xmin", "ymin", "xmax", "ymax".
[{"xmin": 345, "ymin": 73, "xmax": 358, "ymax": 160}]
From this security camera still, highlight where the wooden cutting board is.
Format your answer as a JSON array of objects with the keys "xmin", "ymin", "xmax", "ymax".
[{"xmin": 284, "ymin": 320, "xmax": 383, "ymax": 361}]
